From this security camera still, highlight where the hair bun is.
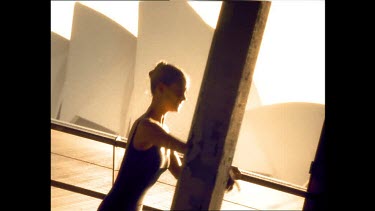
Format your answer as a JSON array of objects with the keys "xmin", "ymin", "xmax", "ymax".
[
  {"xmin": 149, "ymin": 70, "xmax": 154, "ymax": 78},
  {"xmin": 149, "ymin": 61, "xmax": 166, "ymax": 78}
]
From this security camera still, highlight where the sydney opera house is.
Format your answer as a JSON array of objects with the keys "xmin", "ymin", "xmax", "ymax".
[{"xmin": 51, "ymin": 1, "xmax": 325, "ymax": 210}]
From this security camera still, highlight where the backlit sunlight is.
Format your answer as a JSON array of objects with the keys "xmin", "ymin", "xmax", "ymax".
[
  {"xmin": 254, "ymin": 1, "xmax": 325, "ymax": 105},
  {"xmin": 187, "ymin": 1, "xmax": 222, "ymax": 29},
  {"xmin": 51, "ymin": 2, "xmax": 325, "ymax": 209},
  {"xmin": 50, "ymin": 0, "xmax": 325, "ymax": 106},
  {"xmin": 51, "ymin": 1, "xmax": 139, "ymax": 38}
]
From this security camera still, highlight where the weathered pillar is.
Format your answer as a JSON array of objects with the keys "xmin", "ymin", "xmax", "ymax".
[
  {"xmin": 171, "ymin": 1, "xmax": 271, "ymax": 210},
  {"xmin": 303, "ymin": 120, "xmax": 328, "ymax": 211}
]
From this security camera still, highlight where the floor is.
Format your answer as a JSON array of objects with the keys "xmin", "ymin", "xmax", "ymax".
[{"xmin": 51, "ymin": 129, "xmax": 305, "ymax": 210}]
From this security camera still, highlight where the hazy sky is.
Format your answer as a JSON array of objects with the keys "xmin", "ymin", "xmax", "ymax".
[{"xmin": 51, "ymin": 0, "xmax": 325, "ymax": 106}]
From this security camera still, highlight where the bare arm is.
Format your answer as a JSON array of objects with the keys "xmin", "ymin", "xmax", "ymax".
[
  {"xmin": 133, "ymin": 118, "xmax": 187, "ymax": 153},
  {"xmin": 168, "ymin": 151, "xmax": 183, "ymax": 179},
  {"xmin": 226, "ymin": 166, "xmax": 242, "ymax": 192}
]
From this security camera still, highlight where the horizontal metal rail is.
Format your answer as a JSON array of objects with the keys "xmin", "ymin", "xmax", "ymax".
[
  {"xmin": 51, "ymin": 118, "xmax": 127, "ymax": 148},
  {"xmin": 239, "ymin": 169, "xmax": 308, "ymax": 198},
  {"xmin": 51, "ymin": 118, "xmax": 308, "ymax": 198}
]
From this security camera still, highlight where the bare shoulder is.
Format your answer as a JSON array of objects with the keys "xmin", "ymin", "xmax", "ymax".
[
  {"xmin": 136, "ymin": 117, "xmax": 167, "ymax": 141},
  {"xmin": 133, "ymin": 116, "xmax": 184, "ymax": 151},
  {"xmin": 133, "ymin": 118, "xmax": 162, "ymax": 150},
  {"xmin": 138, "ymin": 117, "xmax": 163, "ymax": 130}
]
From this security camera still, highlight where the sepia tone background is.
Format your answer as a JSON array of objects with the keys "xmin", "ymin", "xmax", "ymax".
[{"xmin": 51, "ymin": 1, "xmax": 325, "ymax": 210}]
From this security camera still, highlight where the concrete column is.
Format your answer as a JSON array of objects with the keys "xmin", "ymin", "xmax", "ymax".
[
  {"xmin": 303, "ymin": 120, "xmax": 328, "ymax": 211},
  {"xmin": 171, "ymin": 1, "xmax": 271, "ymax": 210}
]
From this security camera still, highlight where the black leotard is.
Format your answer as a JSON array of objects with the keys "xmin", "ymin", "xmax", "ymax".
[{"xmin": 97, "ymin": 118, "xmax": 167, "ymax": 211}]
